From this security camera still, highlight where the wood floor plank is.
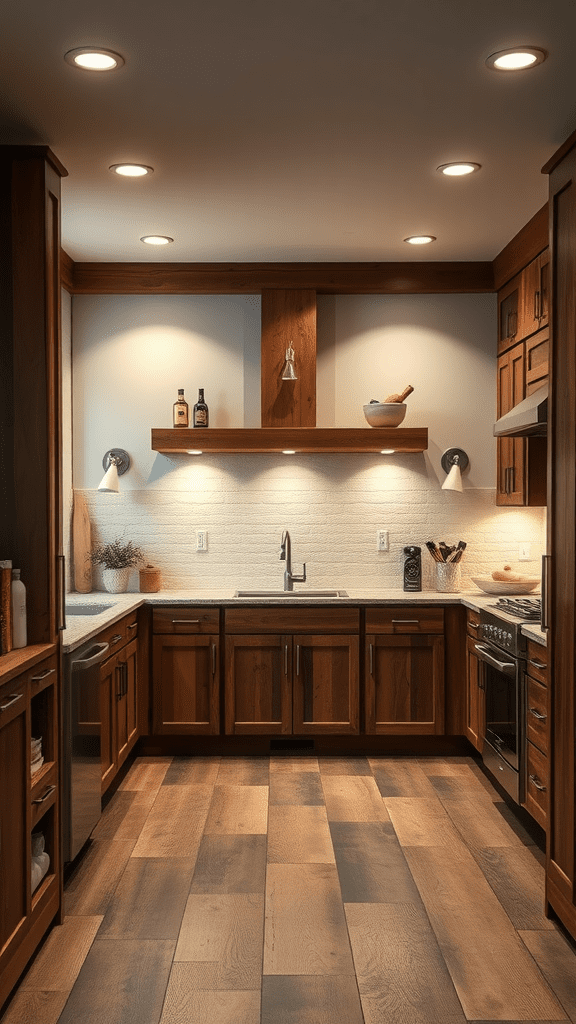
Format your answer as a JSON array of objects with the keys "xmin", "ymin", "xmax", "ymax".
[
  {"xmin": 264, "ymin": 863, "xmax": 355, "ymax": 975},
  {"xmin": 57, "ymin": 938, "xmax": 175, "ymax": 1024},
  {"xmin": 321, "ymin": 775, "xmax": 389, "ymax": 822},
  {"xmin": 204, "ymin": 785, "xmax": 268, "ymax": 835},
  {"xmin": 330, "ymin": 821, "xmax": 421, "ymax": 903},
  {"xmin": 492, "ymin": 800, "xmax": 546, "ymax": 850},
  {"xmin": 269, "ymin": 756, "xmax": 319, "ymax": 773},
  {"xmin": 159, "ymin": 978, "xmax": 260, "ymax": 1024},
  {"xmin": 519, "ymin": 929, "xmax": 576, "ymax": 1020},
  {"xmin": 174, "ymin": 894, "xmax": 264, "ymax": 989},
  {"xmin": 0, "ymin": 990, "xmax": 69, "ymax": 1024},
  {"xmin": 417, "ymin": 756, "xmax": 475, "ymax": 775},
  {"xmin": 216, "ymin": 757, "xmax": 270, "ymax": 786},
  {"xmin": 345, "ymin": 901, "xmax": 467, "ymax": 1024},
  {"xmin": 99, "ymin": 857, "xmax": 196, "ymax": 939},
  {"xmin": 19, "ymin": 916, "xmax": 102, "ymax": 991},
  {"xmin": 405, "ymin": 845, "xmax": 567, "ymax": 1021},
  {"xmin": 319, "ymin": 756, "xmax": 372, "ymax": 776},
  {"xmin": 130, "ymin": 784, "xmax": 212, "ymax": 857},
  {"xmin": 190, "ymin": 835, "xmax": 267, "ymax": 894},
  {"xmin": 371, "ymin": 759, "xmax": 438, "ymax": 797},
  {"xmin": 64, "ymin": 840, "xmax": 135, "ymax": 916},
  {"xmin": 385, "ymin": 797, "xmax": 464, "ymax": 847},
  {"xmin": 427, "ymin": 769, "xmax": 502, "ymax": 801},
  {"xmin": 440, "ymin": 796, "xmax": 526, "ymax": 850},
  {"xmin": 92, "ymin": 790, "xmax": 156, "ymax": 842},
  {"xmin": 472, "ymin": 847, "xmax": 554, "ymax": 931},
  {"xmin": 269, "ymin": 772, "xmax": 325, "ymax": 805},
  {"xmin": 267, "ymin": 806, "xmax": 335, "ymax": 863},
  {"xmin": 261, "ymin": 975, "xmax": 364, "ymax": 1024},
  {"xmin": 162, "ymin": 756, "xmax": 221, "ymax": 786},
  {"xmin": 117, "ymin": 756, "xmax": 172, "ymax": 792}
]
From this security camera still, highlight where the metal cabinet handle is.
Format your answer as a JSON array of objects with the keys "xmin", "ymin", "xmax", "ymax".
[
  {"xmin": 296, "ymin": 644, "xmax": 300, "ymax": 676},
  {"xmin": 529, "ymin": 707, "xmax": 547, "ymax": 721},
  {"xmin": 172, "ymin": 619, "xmax": 200, "ymax": 625},
  {"xmin": 391, "ymin": 619, "xmax": 420, "ymax": 624},
  {"xmin": 529, "ymin": 774, "xmax": 546, "ymax": 792},
  {"xmin": 529, "ymin": 658, "xmax": 547, "ymax": 670},
  {"xmin": 110, "ymin": 634, "xmax": 123, "ymax": 645},
  {"xmin": 369, "ymin": 642, "xmax": 374, "ymax": 676},
  {"xmin": 0, "ymin": 693, "xmax": 24, "ymax": 711},
  {"xmin": 284, "ymin": 644, "xmax": 288, "ymax": 676},
  {"xmin": 32, "ymin": 784, "xmax": 56, "ymax": 804},
  {"xmin": 212, "ymin": 643, "xmax": 217, "ymax": 675},
  {"xmin": 58, "ymin": 554, "xmax": 66, "ymax": 631},
  {"xmin": 128, "ymin": 622, "xmax": 137, "ymax": 630},
  {"xmin": 31, "ymin": 668, "xmax": 56, "ymax": 682},
  {"xmin": 506, "ymin": 311, "xmax": 511, "ymax": 338},
  {"xmin": 469, "ymin": 621, "xmax": 479, "ymax": 629},
  {"xmin": 541, "ymin": 555, "xmax": 550, "ymax": 632}
]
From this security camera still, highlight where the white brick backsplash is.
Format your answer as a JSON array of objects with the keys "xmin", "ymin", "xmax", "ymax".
[{"xmin": 74, "ymin": 454, "xmax": 545, "ymax": 594}]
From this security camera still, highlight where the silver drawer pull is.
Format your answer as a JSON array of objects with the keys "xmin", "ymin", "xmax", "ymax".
[
  {"xmin": 529, "ymin": 707, "xmax": 547, "ymax": 721},
  {"xmin": 172, "ymin": 619, "xmax": 200, "ymax": 624},
  {"xmin": 31, "ymin": 668, "xmax": 56, "ymax": 682},
  {"xmin": 469, "ymin": 621, "xmax": 479, "ymax": 629},
  {"xmin": 0, "ymin": 693, "xmax": 23, "ymax": 711},
  {"xmin": 369, "ymin": 642, "xmax": 373, "ymax": 676},
  {"xmin": 110, "ymin": 634, "xmax": 123, "ymax": 644},
  {"xmin": 391, "ymin": 619, "xmax": 420, "ymax": 624},
  {"xmin": 212, "ymin": 644, "xmax": 217, "ymax": 675},
  {"xmin": 284, "ymin": 644, "xmax": 288, "ymax": 676},
  {"xmin": 296, "ymin": 644, "xmax": 300, "ymax": 676},
  {"xmin": 529, "ymin": 774, "xmax": 546, "ymax": 793},
  {"xmin": 128, "ymin": 622, "xmax": 138, "ymax": 630},
  {"xmin": 529, "ymin": 658, "xmax": 547, "ymax": 670},
  {"xmin": 32, "ymin": 784, "xmax": 56, "ymax": 804}
]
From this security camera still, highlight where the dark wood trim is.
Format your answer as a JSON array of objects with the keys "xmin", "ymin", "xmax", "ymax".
[
  {"xmin": 542, "ymin": 128, "xmax": 576, "ymax": 175},
  {"xmin": 68, "ymin": 260, "xmax": 494, "ymax": 295},
  {"xmin": 0, "ymin": 146, "xmax": 67, "ymax": 178},
  {"xmin": 151, "ymin": 426, "xmax": 428, "ymax": 454},
  {"xmin": 60, "ymin": 249, "xmax": 74, "ymax": 293},
  {"xmin": 493, "ymin": 203, "xmax": 548, "ymax": 290},
  {"xmin": 0, "ymin": 643, "xmax": 57, "ymax": 688},
  {"xmin": 261, "ymin": 289, "xmax": 316, "ymax": 427}
]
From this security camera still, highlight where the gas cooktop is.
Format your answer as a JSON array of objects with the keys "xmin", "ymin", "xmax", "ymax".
[{"xmin": 489, "ymin": 597, "xmax": 541, "ymax": 621}]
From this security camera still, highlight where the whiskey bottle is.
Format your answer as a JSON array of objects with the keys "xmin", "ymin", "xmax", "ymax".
[
  {"xmin": 173, "ymin": 388, "xmax": 189, "ymax": 427},
  {"xmin": 193, "ymin": 388, "xmax": 209, "ymax": 428}
]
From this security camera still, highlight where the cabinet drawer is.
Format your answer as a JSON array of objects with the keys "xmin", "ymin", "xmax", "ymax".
[
  {"xmin": 153, "ymin": 607, "xmax": 219, "ymax": 634},
  {"xmin": 225, "ymin": 607, "xmax": 359, "ymax": 634},
  {"xmin": 97, "ymin": 611, "xmax": 138, "ymax": 650},
  {"xmin": 525, "ymin": 740, "xmax": 548, "ymax": 828},
  {"xmin": 526, "ymin": 641, "xmax": 548, "ymax": 685},
  {"xmin": 365, "ymin": 606, "xmax": 444, "ymax": 634},
  {"xmin": 526, "ymin": 676, "xmax": 548, "ymax": 753},
  {"xmin": 29, "ymin": 656, "xmax": 58, "ymax": 697},
  {"xmin": 466, "ymin": 609, "xmax": 481, "ymax": 638}
]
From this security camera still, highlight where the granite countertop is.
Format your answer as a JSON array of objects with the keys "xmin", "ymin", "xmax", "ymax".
[{"xmin": 62, "ymin": 589, "xmax": 545, "ymax": 653}]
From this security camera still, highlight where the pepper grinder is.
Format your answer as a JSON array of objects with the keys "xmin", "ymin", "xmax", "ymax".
[{"xmin": 403, "ymin": 546, "xmax": 422, "ymax": 592}]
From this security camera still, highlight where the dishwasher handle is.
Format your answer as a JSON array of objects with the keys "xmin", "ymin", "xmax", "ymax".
[{"xmin": 72, "ymin": 642, "xmax": 110, "ymax": 670}]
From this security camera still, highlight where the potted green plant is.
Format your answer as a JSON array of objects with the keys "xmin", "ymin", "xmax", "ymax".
[{"xmin": 90, "ymin": 539, "xmax": 144, "ymax": 593}]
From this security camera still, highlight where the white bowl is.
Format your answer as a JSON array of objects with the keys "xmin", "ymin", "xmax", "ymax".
[
  {"xmin": 363, "ymin": 403, "xmax": 407, "ymax": 427},
  {"xmin": 471, "ymin": 577, "xmax": 540, "ymax": 595}
]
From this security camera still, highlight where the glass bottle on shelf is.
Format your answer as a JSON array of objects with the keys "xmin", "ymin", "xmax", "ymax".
[
  {"xmin": 193, "ymin": 388, "xmax": 209, "ymax": 428},
  {"xmin": 173, "ymin": 388, "xmax": 189, "ymax": 428}
]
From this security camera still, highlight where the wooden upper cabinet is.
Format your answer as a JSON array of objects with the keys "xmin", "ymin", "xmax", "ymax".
[
  {"xmin": 526, "ymin": 326, "xmax": 549, "ymax": 395},
  {"xmin": 498, "ymin": 273, "xmax": 520, "ymax": 353},
  {"xmin": 497, "ymin": 342, "xmax": 526, "ymax": 505},
  {"xmin": 498, "ymin": 249, "xmax": 550, "ymax": 354}
]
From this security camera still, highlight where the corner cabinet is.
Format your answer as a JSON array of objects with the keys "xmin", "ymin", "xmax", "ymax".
[
  {"xmin": 364, "ymin": 607, "xmax": 445, "ymax": 734},
  {"xmin": 224, "ymin": 607, "xmax": 360, "ymax": 735}
]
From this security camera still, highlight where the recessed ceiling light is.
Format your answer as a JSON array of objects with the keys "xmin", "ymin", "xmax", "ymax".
[
  {"xmin": 64, "ymin": 47, "xmax": 124, "ymax": 70},
  {"xmin": 437, "ymin": 162, "xmax": 481, "ymax": 176},
  {"xmin": 140, "ymin": 235, "xmax": 174, "ymax": 245},
  {"xmin": 110, "ymin": 164, "xmax": 153, "ymax": 177},
  {"xmin": 404, "ymin": 235, "xmax": 436, "ymax": 245},
  {"xmin": 485, "ymin": 47, "xmax": 547, "ymax": 71}
]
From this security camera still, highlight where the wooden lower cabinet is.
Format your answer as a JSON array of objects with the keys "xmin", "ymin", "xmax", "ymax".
[
  {"xmin": 521, "ymin": 640, "xmax": 549, "ymax": 830},
  {"xmin": 465, "ymin": 612, "xmax": 485, "ymax": 753},
  {"xmin": 100, "ymin": 637, "xmax": 139, "ymax": 792},
  {"xmin": 152, "ymin": 633, "xmax": 219, "ymax": 734},
  {"xmin": 225, "ymin": 633, "xmax": 359, "ymax": 735},
  {"xmin": 365, "ymin": 633, "xmax": 444, "ymax": 734}
]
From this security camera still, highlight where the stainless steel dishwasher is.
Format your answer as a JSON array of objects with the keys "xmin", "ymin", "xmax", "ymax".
[{"xmin": 63, "ymin": 639, "xmax": 110, "ymax": 862}]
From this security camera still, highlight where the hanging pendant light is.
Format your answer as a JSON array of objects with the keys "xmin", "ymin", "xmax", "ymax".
[{"xmin": 281, "ymin": 345, "xmax": 298, "ymax": 381}]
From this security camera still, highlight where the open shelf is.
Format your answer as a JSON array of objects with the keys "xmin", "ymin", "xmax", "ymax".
[{"xmin": 151, "ymin": 426, "xmax": 428, "ymax": 455}]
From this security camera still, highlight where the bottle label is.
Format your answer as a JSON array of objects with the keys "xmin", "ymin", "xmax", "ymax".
[
  {"xmin": 177, "ymin": 409, "xmax": 186, "ymax": 418},
  {"xmin": 195, "ymin": 410, "xmax": 207, "ymax": 425}
]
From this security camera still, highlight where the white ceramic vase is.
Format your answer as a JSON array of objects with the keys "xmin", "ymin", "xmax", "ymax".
[{"xmin": 102, "ymin": 568, "xmax": 130, "ymax": 593}]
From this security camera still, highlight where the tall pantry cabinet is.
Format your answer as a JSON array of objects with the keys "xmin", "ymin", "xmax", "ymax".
[
  {"xmin": 0, "ymin": 146, "xmax": 66, "ymax": 1006},
  {"xmin": 543, "ymin": 130, "xmax": 576, "ymax": 942}
]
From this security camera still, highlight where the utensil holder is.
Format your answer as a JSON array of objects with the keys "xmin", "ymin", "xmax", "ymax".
[{"xmin": 435, "ymin": 563, "xmax": 461, "ymax": 593}]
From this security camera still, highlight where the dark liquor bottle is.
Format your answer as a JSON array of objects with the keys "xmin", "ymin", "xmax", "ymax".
[
  {"xmin": 173, "ymin": 389, "xmax": 189, "ymax": 427},
  {"xmin": 193, "ymin": 388, "xmax": 209, "ymax": 428}
]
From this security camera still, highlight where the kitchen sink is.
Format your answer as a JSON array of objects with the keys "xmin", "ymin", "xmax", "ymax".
[
  {"xmin": 65, "ymin": 603, "xmax": 115, "ymax": 616},
  {"xmin": 234, "ymin": 590, "xmax": 349, "ymax": 598}
]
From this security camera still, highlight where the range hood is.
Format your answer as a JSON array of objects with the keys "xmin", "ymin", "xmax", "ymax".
[{"xmin": 493, "ymin": 383, "xmax": 548, "ymax": 437}]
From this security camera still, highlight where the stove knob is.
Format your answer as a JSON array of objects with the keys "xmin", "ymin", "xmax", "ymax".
[{"xmin": 506, "ymin": 632, "xmax": 512, "ymax": 647}]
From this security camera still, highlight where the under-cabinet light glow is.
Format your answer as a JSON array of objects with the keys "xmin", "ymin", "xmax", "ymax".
[
  {"xmin": 380, "ymin": 449, "xmax": 396, "ymax": 455},
  {"xmin": 187, "ymin": 450, "xmax": 203, "ymax": 455}
]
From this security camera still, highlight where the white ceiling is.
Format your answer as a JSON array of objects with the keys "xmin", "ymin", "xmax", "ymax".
[{"xmin": 2, "ymin": 0, "xmax": 575, "ymax": 263}]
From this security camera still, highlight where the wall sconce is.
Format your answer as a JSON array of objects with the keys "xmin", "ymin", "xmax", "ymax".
[
  {"xmin": 281, "ymin": 345, "xmax": 298, "ymax": 381},
  {"xmin": 98, "ymin": 449, "xmax": 131, "ymax": 492},
  {"xmin": 441, "ymin": 447, "xmax": 469, "ymax": 492}
]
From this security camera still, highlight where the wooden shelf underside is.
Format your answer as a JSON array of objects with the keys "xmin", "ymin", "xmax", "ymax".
[{"xmin": 151, "ymin": 427, "xmax": 428, "ymax": 455}]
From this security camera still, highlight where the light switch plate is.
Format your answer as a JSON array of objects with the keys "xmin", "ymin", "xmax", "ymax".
[
  {"xmin": 519, "ymin": 542, "xmax": 532, "ymax": 560},
  {"xmin": 196, "ymin": 530, "xmax": 208, "ymax": 551},
  {"xmin": 377, "ymin": 530, "xmax": 389, "ymax": 552}
]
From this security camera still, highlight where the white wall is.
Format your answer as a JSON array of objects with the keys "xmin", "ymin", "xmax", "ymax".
[{"xmin": 69, "ymin": 291, "xmax": 546, "ymax": 593}]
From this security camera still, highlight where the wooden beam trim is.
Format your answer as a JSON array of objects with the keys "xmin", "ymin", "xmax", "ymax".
[
  {"xmin": 60, "ymin": 249, "xmax": 74, "ymax": 293},
  {"xmin": 492, "ymin": 203, "xmax": 548, "ymax": 290}
]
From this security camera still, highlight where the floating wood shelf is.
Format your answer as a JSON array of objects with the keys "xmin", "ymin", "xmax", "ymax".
[{"xmin": 151, "ymin": 427, "xmax": 428, "ymax": 455}]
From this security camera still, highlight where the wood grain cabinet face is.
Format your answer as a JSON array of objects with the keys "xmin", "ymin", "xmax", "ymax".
[
  {"xmin": 365, "ymin": 633, "xmax": 444, "ymax": 735},
  {"xmin": 522, "ymin": 640, "xmax": 549, "ymax": 830},
  {"xmin": 0, "ymin": 680, "xmax": 28, "ymax": 968},
  {"xmin": 498, "ymin": 273, "xmax": 520, "ymax": 353},
  {"xmin": 153, "ymin": 633, "xmax": 219, "ymax": 735},
  {"xmin": 100, "ymin": 636, "xmax": 140, "ymax": 791},
  {"xmin": 292, "ymin": 634, "xmax": 359, "ymax": 735},
  {"xmin": 496, "ymin": 337, "xmax": 547, "ymax": 508},
  {"xmin": 225, "ymin": 634, "xmax": 291, "ymax": 735},
  {"xmin": 465, "ymin": 628, "xmax": 485, "ymax": 753},
  {"xmin": 521, "ymin": 250, "xmax": 550, "ymax": 339}
]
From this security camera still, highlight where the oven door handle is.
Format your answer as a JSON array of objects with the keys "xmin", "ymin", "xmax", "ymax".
[{"xmin": 474, "ymin": 642, "xmax": 516, "ymax": 676}]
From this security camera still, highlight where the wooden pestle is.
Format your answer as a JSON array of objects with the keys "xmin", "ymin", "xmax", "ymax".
[{"xmin": 384, "ymin": 384, "xmax": 414, "ymax": 403}]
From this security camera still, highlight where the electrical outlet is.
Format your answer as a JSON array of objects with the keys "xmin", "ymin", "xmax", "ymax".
[
  {"xmin": 518, "ymin": 542, "xmax": 532, "ymax": 561},
  {"xmin": 196, "ymin": 530, "xmax": 208, "ymax": 551},
  {"xmin": 377, "ymin": 530, "xmax": 389, "ymax": 552}
]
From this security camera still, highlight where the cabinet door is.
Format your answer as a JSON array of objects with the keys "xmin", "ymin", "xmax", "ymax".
[
  {"xmin": 225, "ymin": 634, "xmax": 291, "ymax": 734},
  {"xmin": 497, "ymin": 273, "xmax": 520, "ymax": 353},
  {"xmin": 0, "ymin": 684, "xmax": 28, "ymax": 968},
  {"xmin": 100, "ymin": 652, "xmax": 118, "ymax": 791},
  {"xmin": 497, "ymin": 342, "xmax": 526, "ymax": 505},
  {"xmin": 520, "ymin": 254, "xmax": 542, "ymax": 340},
  {"xmin": 116, "ymin": 638, "xmax": 138, "ymax": 766},
  {"xmin": 292, "ymin": 634, "xmax": 359, "ymax": 735},
  {"xmin": 365, "ymin": 634, "xmax": 444, "ymax": 734},
  {"xmin": 525, "ymin": 327, "xmax": 549, "ymax": 395},
  {"xmin": 153, "ymin": 634, "xmax": 219, "ymax": 735},
  {"xmin": 537, "ymin": 250, "xmax": 549, "ymax": 328},
  {"xmin": 465, "ymin": 634, "xmax": 484, "ymax": 753}
]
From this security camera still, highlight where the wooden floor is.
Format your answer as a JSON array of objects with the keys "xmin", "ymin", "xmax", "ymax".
[{"xmin": 3, "ymin": 753, "xmax": 576, "ymax": 1024}]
